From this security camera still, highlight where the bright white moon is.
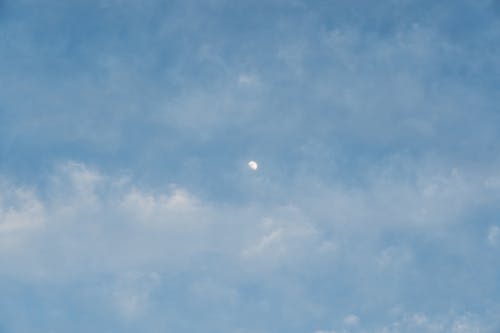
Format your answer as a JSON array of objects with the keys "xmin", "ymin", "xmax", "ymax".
[{"xmin": 248, "ymin": 161, "xmax": 258, "ymax": 170}]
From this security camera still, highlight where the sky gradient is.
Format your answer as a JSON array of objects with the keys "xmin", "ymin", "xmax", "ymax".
[{"xmin": 1, "ymin": 0, "xmax": 500, "ymax": 332}]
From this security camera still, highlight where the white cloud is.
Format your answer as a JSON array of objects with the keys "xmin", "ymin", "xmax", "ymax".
[
  {"xmin": 120, "ymin": 187, "xmax": 201, "ymax": 223},
  {"xmin": 240, "ymin": 207, "xmax": 320, "ymax": 270},
  {"xmin": 0, "ymin": 187, "xmax": 44, "ymax": 234},
  {"xmin": 377, "ymin": 246, "xmax": 412, "ymax": 271},
  {"xmin": 242, "ymin": 228, "xmax": 285, "ymax": 258},
  {"xmin": 314, "ymin": 312, "xmax": 492, "ymax": 333},
  {"xmin": 238, "ymin": 74, "xmax": 259, "ymax": 86},
  {"xmin": 0, "ymin": 159, "xmax": 498, "ymax": 280},
  {"xmin": 0, "ymin": 162, "xmax": 327, "ymax": 281},
  {"xmin": 344, "ymin": 314, "xmax": 360, "ymax": 326},
  {"xmin": 0, "ymin": 160, "xmax": 499, "ymax": 329},
  {"xmin": 375, "ymin": 312, "xmax": 490, "ymax": 333},
  {"xmin": 487, "ymin": 226, "xmax": 500, "ymax": 247}
]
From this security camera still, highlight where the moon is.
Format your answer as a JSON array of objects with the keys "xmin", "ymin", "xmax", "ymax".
[{"xmin": 248, "ymin": 160, "xmax": 258, "ymax": 170}]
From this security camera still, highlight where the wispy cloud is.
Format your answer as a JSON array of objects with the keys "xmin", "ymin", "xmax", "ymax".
[
  {"xmin": 1, "ymin": 0, "xmax": 500, "ymax": 331},
  {"xmin": 0, "ymin": 161, "xmax": 498, "ymax": 330}
]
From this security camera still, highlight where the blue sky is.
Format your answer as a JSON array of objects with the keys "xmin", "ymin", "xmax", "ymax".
[{"xmin": 1, "ymin": 0, "xmax": 500, "ymax": 332}]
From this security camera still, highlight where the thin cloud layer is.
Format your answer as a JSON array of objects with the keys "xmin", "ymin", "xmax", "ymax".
[
  {"xmin": 0, "ymin": 162, "xmax": 499, "ymax": 331},
  {"xmin": 1, "ymin": 0, "xmax": 500, "ymax": 332}
]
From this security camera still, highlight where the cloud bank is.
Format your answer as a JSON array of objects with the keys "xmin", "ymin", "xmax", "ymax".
[{"xmin": 0, "ymin": 161, "xmax": 499, "ymax": 331}]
